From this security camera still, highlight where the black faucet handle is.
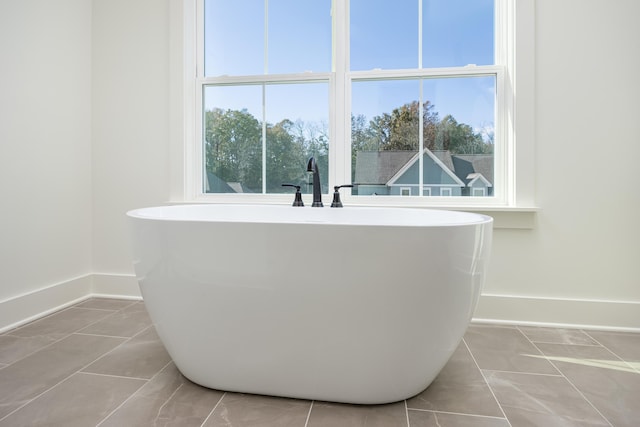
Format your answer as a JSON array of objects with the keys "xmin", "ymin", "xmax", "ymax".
[
  {"xmin": 281, "ymin": 184, "xmax": 304, "ymax": 207},
  {"xmin": 331, "ymin": 184, "xmax": 354, "ymax": 208},
  {"xmin": 333, "ymin": 184, "xmax": 354, "ymax": 191}
]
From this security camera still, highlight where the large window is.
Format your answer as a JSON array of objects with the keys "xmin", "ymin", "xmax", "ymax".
[{"xmin": 187, "ymin": 0, "xmax": 528, "ymax": 206}]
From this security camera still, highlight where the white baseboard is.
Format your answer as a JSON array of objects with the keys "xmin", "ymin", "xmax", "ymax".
[
  {"xmin": 0, "ymin": 273, "xmax": 141, "ymax": 333},
  {"xmin": 2, "ymin": 275, "xmax": 639, "ymax": 333},
  {"xmin": 91, "ymin": 273, "xmax": 141, "ymax": 299},
  {"xmin": 473, "ymin": 293, "xmax": 640, "ymax": 332},
  {"xmin": 0, "ymin": 275, "xmax": 93, "ymax": 333}
]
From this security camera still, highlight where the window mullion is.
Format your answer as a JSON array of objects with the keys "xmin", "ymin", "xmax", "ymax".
[
  {"xmin": 419, "ymin": 80, "xmax": 424, "ymax": 196},
  {"xmin": 261, "ymin": 84, "xmax": 267, "ymax": 194},
  {"xmin": 264, "ymin": 0, "xmax": 269, "ymax": 74},
  {"xmin": 418, "ymin": 0, "xmax": 422, "ymax": 69},
  {"xmin": 418, "ymin": 0, "xmax": 423, "ymax": 195},
  {"xmin": 262, "ymin": 0, "xmax": 268, "ymax": 194},
  {"xmin": 332, "ymin": 0, "xmax": 349, "ymax": 189}
]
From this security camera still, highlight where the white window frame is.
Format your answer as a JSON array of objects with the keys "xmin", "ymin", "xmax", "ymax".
[
  {"xmin": 400, "ymin": 187, "xmax": 412, "ymax": 196},
  {"xmin": 441, "ymin": 187, "xmax": 452, "ymax": 197},
  {"xmin": 170, "ymin": 0, "xmax": 536, "ymax": 212}
]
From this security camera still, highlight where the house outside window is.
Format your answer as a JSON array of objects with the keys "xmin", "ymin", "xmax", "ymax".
[
  {"xmin": 472, "ymin": 187, "xmax": 487, "ymax": 197},
  {"xmin": 181, "ymin": 0, "xmax": 534, "ymax": 208}
]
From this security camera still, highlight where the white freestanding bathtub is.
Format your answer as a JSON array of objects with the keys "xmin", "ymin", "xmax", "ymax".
[{"xmin": 127, "ymin": 204, "xmax": 492, "ymax": 404}]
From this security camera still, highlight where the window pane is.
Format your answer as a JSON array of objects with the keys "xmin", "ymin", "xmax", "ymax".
[
  {"xmin": 205, "ymin": 0, "xmax": 331, "ymax": 76},
  {"xmin": 423, "ymin": 0, "xmax": 494, "ymax": 67},
  {"xmin": 204, "ymin": 0, "xmax": 264, "ymax": 76},
  {"xmin": 351, "ymin": 76, "xmax": 495, "ymax": 197},
  {"xmin": 423, "ymin": 76, "xmax": 495, "ymax": 197},
  {"xmin": 268, "ymin": 0, "xmax": 331, "ymax": 73},
  {"xmin": 203, "ymin": 85, "xmax": 263, "ymax": 193},
  {"xmin": 203, "ymin": 83, "xmax": 329, "ymax": 194},
  {"xmin": 350, "ymin": 0, "xmax": 418, "ymax": 70},
  {"xmin": 265, "ymin": 83, "xmax": 329, "ymax": 193},
  {"xmin": 351, "ymin": 80, "xmax": 421, "ymax": 195}
]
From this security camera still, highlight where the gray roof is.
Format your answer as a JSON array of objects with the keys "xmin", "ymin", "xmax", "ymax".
[
  {"xmin": 354, "ymin": 150, "xmax": 494, "ymax": 187},
  {"xmin": 432, "ymin": 150, "xmax": 455, "ymax": 171},
  {"xmin": 206, "ymin": 172, "xmax": 235, "ymax": 193},
  {"xmin": 451, "ymin": 154, "xmax": 494, "ymax": 185},
  {"xmin": 205, "ymin": 173, "xmax": 256, "ymax": 193},
  {"xmin": 354, "ymin": 151, "xmax": 416, "ymax": 184}
]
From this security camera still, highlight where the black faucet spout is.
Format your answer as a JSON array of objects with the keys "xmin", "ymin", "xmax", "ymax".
[{"xmin": 307, "ymin": 157, "xmax": 323, "ymax": 207}]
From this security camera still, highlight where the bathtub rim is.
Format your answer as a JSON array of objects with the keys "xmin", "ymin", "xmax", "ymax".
[{"xmin": 127, "ymin": 203, "xmax": 493, "ymax": 228}]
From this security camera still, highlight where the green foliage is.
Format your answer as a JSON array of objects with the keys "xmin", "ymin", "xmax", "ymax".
[
  {"xmin": 205, "ymin": 108, "xmax": 262, "ymax": 192},
  {"xmin": 204, "ymin": 109, "xmax": 328, "ymax": 194},
  {"xmin": 351, "ymin": 101, "xmax": 492, "ymax": 155},
  {"xmin": 266, "ymin": 119, "xmax": 307, "ymax": 192},
  {"xmin": 435, "ymin": 115, "xmax": 493, "ymax": 154}
]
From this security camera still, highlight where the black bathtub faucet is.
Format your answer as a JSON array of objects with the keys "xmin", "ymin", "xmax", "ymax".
[{"xmin": 307, "ymin": 157, "xmax": 323, "ymax": 207}]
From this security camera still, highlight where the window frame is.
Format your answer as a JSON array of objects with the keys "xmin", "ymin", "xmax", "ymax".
[{"xmin": 170, "ymin": 0, "xmax": 536, "ymax": 211}]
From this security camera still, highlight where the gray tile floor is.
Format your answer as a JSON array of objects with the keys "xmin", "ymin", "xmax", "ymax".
[{"xmin": 0, "ymin": 298, "xmax": 638, "ymax": 426}]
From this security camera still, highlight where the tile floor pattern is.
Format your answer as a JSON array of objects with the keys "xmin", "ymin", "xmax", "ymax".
[{"xmin": 0, "ymin": 298, "xmax": 638, "ymax": 427}]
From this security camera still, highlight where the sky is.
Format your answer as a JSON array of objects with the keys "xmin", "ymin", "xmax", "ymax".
[{"xmin": 203, "ymin": 0, "xmax": 495, "ymax": 134}]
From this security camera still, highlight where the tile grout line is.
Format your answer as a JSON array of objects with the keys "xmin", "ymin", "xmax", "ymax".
[
  {"xmin": 154, "ymin": 383, "xmax": 185, "ymax": 422},
  {"xmin": 0, "ymin": 301, "xmax": 152, "ymax": 424},
  {"xmin": 0, "ymin": 301, "xmax": 154, "ymax": 425},
  {"xmin": 73, "ymin": 301, "xmax": 139, "ymax": 336},
  {"xmin": 407, "ymin": 407, "xmax": 516, "ymax": 421},
  {"xmin": 79, "ymin": 323, "xmax": 156, "ymax": 374},
  {"xmin": 74, "ymin": 332, "xmax": 138, "ymax": 339},
  {"xmin": 519, "ymin": 340, "xmax": 602, "ymax": 347},
  {"xmin": 582, "ymin": 330, "xmax": 640, "ymax": 374},
  {"xmin": 77, "ymin": 370, "xmax": 151, "ymax": 382},
  {"xmin": 74, "ymin": 300, "xmax": 138, "ymax": 312},
  {"xmin": 477, "ymin": 368, "xmax": 563, "ymax": 377},
  {"xmin": 516, "ymin": 326, "xmax": 615, "ymax": 427},
  {"xmin": 404, "ymin": 400, "xmax": 410, "ymax": 427},
  {"xmin": 462, "ymin": 337, "xmax": 513, "ymax": 427},
  {"xmin": 303, "ymin": 400, "xmax": 315, "ymax": 427},
  {"xmin": 199, "ymin": 391, "xmax": 227, "ymax": 427},
  {"xmin": 0, "ymin": 333, "xmax": 133, "ymax": 424},
  {"xmin": 0, "ymin": 334, "xmax": 72, "ymax": 371},
  {"xmin": 0, "ymin": 305, "xmax": 126, "ymax": 369},
  {"xmin": 95, "ymin": 359, "xmax": 175, "ymax": 427}
]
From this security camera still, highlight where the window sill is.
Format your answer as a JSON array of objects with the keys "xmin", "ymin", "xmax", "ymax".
[{"xmin": 443, "ymin": 206, "xmax": 538, "ymax": 229}]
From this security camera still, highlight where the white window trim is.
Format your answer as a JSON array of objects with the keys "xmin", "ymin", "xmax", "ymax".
[
  {"xmin": 400, "ymin": 187, "xmax": 412, "ymax": 196},
  {"xmin": 170, "ymin": 0, "xmax": 537, "ymax": 215},
  {"xmin": 441, "ymin": 188, "xmax": 452, "ymax": 197}
]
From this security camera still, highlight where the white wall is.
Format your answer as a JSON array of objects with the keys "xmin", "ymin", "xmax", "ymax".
[
  {"xmin": 1, "ymin": 0, "xmax": 638, "ymax": 329},
  {"xmin": 0, "ymin": 1, "xmax": 93, "ymax": 307},
  {"xmin": 476, "ymin": 0, "xmax": 640, "ymax": 325},
  {"xmin": 91, "ymin": 0, "xmax": 170, "ymax": 274}
]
